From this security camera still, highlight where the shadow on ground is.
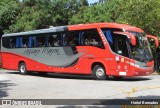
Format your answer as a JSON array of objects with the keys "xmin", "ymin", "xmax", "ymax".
[
  {"xmin": 56, "ymin": 105, "xmax": 119, "ymax": 108},
  {"xmin": 5, "ymin": 71, "xmax": 152, "ymax": 82},
  {"xmin": 55, "ymin": 95, "xmax": 160, "ymax": 108},
  {"xmin": 0, "ymin": 80, "xmax": 16, "ymax": 98},
  {"xmin": 127, "ymin": 95, "xmax": 160, "ymax": 99}
]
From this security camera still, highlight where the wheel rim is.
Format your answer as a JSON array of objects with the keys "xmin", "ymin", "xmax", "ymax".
[
  {"xmin": 96, "ymin": 68, "xmax": 104, "ymax": 78},
  {"xmin": 20, "ymin": 65, "xmax": 25, "ymax": 73}
]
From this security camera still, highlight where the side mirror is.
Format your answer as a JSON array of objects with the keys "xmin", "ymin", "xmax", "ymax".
[
  {"xmin": 146, "ymin": 35, "xmax": 159, "ymax": 48},
  {"xmin": 114, "ymin": 32, "xmax": 136, "ymax": 46}
]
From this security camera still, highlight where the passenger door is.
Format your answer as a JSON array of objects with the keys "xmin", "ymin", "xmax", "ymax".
[{"xmin": 109, "ymin": 34, "xmax": 131, "ymax": 76}]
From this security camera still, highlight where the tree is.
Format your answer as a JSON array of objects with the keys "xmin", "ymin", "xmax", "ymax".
[
  {"xmin": 70, "ymin": 0, "xmax": 160, "ymax": 37},
  {"xmin": 7, "ymin": 0, "xmax": 53, "ymax": 33},
  {"xmin": 2, "ymin": 0, "xmax": 160, "ymax": 37},
  {"xmin": 52, "ymin": 0, "xmax": 88, "ymax": 26},
  {"xmin": 6, "ymin": 0, "xmax": 89, "ymax": 33},
  {"xmin": 69, "ymin": 0, "xmax": 123, "ymax": 24},
  {"xmin": 116, "ymin": 0, "xmax": 160, "ymax": 36},
  {"xmin": 0, "ymin": 0, "xmax": 20, "ymax": 34}
]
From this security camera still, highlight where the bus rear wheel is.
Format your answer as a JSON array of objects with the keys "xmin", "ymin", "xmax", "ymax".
[
  {"xmin": 93, "ymin": 65, "xmax": 106, "ymax": 80},
  {"xmin": 19, "ymin": 62, "xmax": 28, "ymax": 75}
]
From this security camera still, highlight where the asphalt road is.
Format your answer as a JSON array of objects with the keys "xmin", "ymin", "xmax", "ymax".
[{"xmin": 0, "ymin": 69, "xmax": 160, "ymax": 107}]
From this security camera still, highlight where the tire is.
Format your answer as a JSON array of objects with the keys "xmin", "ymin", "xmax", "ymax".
[
  {"xmin": 93, "ymin": 65, "xmax": 106, "ymax": 80},
  {"xmin": 19, "ymin": 62, "xmax": 28, "ymax": 75}
]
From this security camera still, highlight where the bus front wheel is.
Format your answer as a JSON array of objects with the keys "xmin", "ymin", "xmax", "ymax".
[
  {"xmin": 19, "ymin": 62, "xmax": 28, "ymax": 75},
  {"xmin": 93, "ymin": 65, "xmax": 106, "ymax": 80}
]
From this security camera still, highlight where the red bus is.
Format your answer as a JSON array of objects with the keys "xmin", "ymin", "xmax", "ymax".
[{"xmin": 1, "ymin": 23, "xmax": 154, "ymax": 80}]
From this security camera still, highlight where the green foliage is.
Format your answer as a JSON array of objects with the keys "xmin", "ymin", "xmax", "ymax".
[
  {"xmin": 0, "ymin": 0, "xmax": 20, "ymax": 33},
  {"xmin": 1, "ymin": 0, "xmax": 88, "ymax": 33},
  {"xmin": 8, "ymin": 0, "xmax": 53, "ymax": 32},
  {"xmin": 115, "ymin": 0, "xmax": 160, "ymax": 54},
  {"xmin": 116, "ymin": 0, "xmax": 160, "ymax": 36},
  {"xmin": 70, "ymin": 0, "xmax": 160, "ymax": 37},
  {"xmin": 52, "ymin": 0, "xmax": 88, "ymax": 26},
  {"xmin": 0, "ymin": 0, "xmax": 160, "ymax": 39},
  {"xmin": 70, "ymin": 0, "xmax": 125, "ymax": 24}
]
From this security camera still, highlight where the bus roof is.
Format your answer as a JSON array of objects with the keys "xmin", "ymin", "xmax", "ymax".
[
  {"xmin": 68, "ymin": 23, "xmax": 144, "ymax": 32},
  {"xmin": 3, "ymin": 26, "xmax": 68, "ymax": 37},
  {"xmin": 3, "ymin": 22, "xmax": 144, "ymax": 37}
]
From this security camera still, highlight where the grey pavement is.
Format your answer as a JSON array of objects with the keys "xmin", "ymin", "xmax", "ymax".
[{"xmin": 0, "ymin": 69, "xmax": 160, "ymax": 108}]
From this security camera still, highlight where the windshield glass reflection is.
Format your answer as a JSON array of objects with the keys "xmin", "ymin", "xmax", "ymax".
[{"xmin": 129, "ymin": 31, "xmax": 153, "ymax": 62}]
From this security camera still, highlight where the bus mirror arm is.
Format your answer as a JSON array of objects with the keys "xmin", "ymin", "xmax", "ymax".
[
  {"xmin": 146, "ymin": 35, "xmax": 159, "ymax": 48},
  {"xmin": 113, "ymin": 32, "xmax": 136, "ymax": 46}
]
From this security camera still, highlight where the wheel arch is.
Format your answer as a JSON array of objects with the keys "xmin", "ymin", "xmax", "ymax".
[
  {"xmin": 18, "ymin": 60, "xmax": 28, "ymax": 75},
  {"xmin": 18, "ymin": 60, "xmax": 26, "ymax": 68},
  {"xmin": 91, "ymin": 62, "xmax": 106, "ymax": 74}
]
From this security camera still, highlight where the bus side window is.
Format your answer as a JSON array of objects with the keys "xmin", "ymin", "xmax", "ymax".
[
  {"xmin": 19, "ymin": 37, "xmax": 23, "ymax": 48},
  {"xmin": 83, "ymin": 34, "xmax": 90, "ymax": 46},
  {"xmin": 81, "ymin": 29, "xmax": 104, "ymax": 48},
  {"xmin": 90, "ymin": 38, "xmax": 98, "ymax": 46},
  {"xmin": 48, "ymin": 33, "xmax": 61, "ymax": 47},
  {"xmin": 78, "ymin": 31, "xmax": 84, "ymax": 45},
  {"xmin": 15, "ymin": 37, "xmax": 23, "ymax": 48},
  {"xmin": 3, "ymin": 37, "xmax": 15, "ymax": 48},
  {"xmin": 15, "ymin": 37, "xmax": 19, "ymax": 48},
  {"xmin": 28, "ymin": 36, "xmax": 37, "ymax": 48},
  {"xmin": 9, "ymin": 37, "xmax": 15, "ymax": 48},
  {"xmin": 67, "ymin": 31, "xmax": 79, "ymax": 46},
  {"xmin": 63, "ymin": 33, "xmax": 69, "ymax": 46},
  {"xmin": 28, "ymin": 36, "xmax": 32, "ymax": 48},
  {"xmin": 4, "ymin": 38, "xmax": 10, "ymax": 48},
  {"xmin": 48, "ymin": 34, "xmax": 54, "ymax": 47},
  {"xmin": 54, "ymin": 35, "xmax": 61, "ymax": 47},
  {"xmin": 22, "ymin": 36, "xmax": 28, "ymax": 48},
  {"xmin": 36, "ymin": 35, "xmax": 45, "ymax": 47},
  {"xmin": 68, "ymin": 35, "xmax": 75, "ymax": 46}
]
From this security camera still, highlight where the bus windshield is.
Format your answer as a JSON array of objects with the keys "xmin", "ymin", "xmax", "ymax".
[
  {"xmin": 129, "ymin": 31, "xmax": 153, "ymax": 62},
  {"xmin": 102, "ymin": 29, "xmax": 153, "ymax": 62}
]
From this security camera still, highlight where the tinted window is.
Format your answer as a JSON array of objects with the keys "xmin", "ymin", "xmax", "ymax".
[
  {"xmin": 102, "ymin": 28, "xmax": 129, "ymax": 57},
  {"xmin": 2, "ymin": 29, "xmax": 104, "ymax": 49},
  {"xmin": 2, "ymin": 37, "xmax": 16, "ymax": 48}
]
